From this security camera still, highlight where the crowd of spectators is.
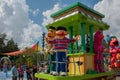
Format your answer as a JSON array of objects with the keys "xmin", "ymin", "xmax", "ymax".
[
  {"xmin": 11, "ymin": 63, "xmax": 38, "ymax": 80},
  {"xmin": 0, "ymin": 61, "xmax": 38, "ymax": 80}
]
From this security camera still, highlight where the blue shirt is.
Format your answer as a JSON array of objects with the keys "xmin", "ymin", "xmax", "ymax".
[{"xmin": 11, "ymin": 66, "xmax": 18, "ymax": 76}]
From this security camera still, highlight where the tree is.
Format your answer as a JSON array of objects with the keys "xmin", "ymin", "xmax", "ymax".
[
  {"xmin": 0, "ymin": 33, "xmax": 19, "ymax": 59},
  {"xmin": 2, "ymin": 38, "xmax": 19, "ymax": 53},
  {"xmin": 0, "ymin": 33, "xmax": 7, "ymax": 54}
]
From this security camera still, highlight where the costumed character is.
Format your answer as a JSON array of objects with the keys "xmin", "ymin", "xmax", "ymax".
[
  {"xmin": 45, "ymin": 26, "xmax": 56, "ymax": 74},
  {"xmin": 115, "ymin": 53, "xmax": 120, "ymax": 68},
  {"xmin": 94, "ymin": 30, "xmax": 106, "ymax": 72},
  {"xmin": 46, "ymin": 26, "xmax": 80, "ymax": 76},
  {"xmin": 109, "ymin": 36, "xmax": 120, "ymax": 68}
]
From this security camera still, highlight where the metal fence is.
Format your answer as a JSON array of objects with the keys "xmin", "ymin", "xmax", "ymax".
[{"xmin": 36, "ymin": 50, "xmax": 111, "ymax": 76}]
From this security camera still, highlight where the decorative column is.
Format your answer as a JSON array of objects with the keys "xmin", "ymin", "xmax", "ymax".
[
  {"xmin": 14, "ymin": 56, "xmax": 16, "ymax": 62},
  {"xmin": 89, "ymin": 25, "xmax": 94, "ymax": 53},
  {"xmin": 81, "ymin": 23, "xmax": 86, "ymax": 53},
  {"xmin": 75, "ymin": 41, "xmax": 78, "ymax": 53},
  {"xmin": 69, "ymin": 27, "xmax": 73, "ymax": 54}
]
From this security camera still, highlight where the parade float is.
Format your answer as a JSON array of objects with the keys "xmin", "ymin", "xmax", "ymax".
[{"xmin": 35, "ymin": 2, "xmax": 116, "ymax": 80}]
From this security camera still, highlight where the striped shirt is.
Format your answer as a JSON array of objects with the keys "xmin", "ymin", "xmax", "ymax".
[{"xmin": 48, "ymin": 37, "xmax": 76, "ymax": 50}]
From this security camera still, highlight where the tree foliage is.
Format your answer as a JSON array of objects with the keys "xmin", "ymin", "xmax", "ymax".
[
  {"xmin": 3, "ymin": 38, "xmax": 19, "ymax": 53},
  {"xmin": 0, "ymin": 33, "xmax": 6, "ymax": 53},
  {"xmin": 0, "ymin": 33, "xmax": 19, "ymax": 55},
  {"xmin": 16, "ymin": 50, "xmax": 38, "ymax": 66}
]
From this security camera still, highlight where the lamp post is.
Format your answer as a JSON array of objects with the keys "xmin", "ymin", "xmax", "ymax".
[{"xmin": 42, "ymin": 32, "xmax": 45, "ymax": 52}]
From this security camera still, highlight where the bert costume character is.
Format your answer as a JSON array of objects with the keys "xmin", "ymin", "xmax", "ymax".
[{"xmin": 45, "ymin": 26, "xmax": 56, "ymax": 74}]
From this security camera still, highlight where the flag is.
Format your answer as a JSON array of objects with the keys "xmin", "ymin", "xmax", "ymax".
[
  {"xmin": 31, "ymin": 41, "xmax": 42, "ymax": 52},
  {"xmin": 24, "ymin": 41, "xmax": 42, "ymax": 54}
]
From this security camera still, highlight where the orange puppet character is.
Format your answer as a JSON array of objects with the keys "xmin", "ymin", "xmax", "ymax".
[
  {"xmin": 114, "ymin": 53, "xmax": 120, "ymax": 68},
  {"xmin": 45, "ymin": 26, "xmax": 56, "ymax": 54},
  {"xmin": 45, "ymin": 26, "xmax": 56, "ymax": 74}
]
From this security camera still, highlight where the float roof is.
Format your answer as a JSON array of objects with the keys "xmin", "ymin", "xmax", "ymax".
[{"xmin": 51, "ymin": 2, "xmax": 104, "ymax": 18}]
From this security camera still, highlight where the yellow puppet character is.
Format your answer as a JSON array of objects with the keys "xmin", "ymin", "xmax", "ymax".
[
  {"xmin": 45, "ymin": 26, "xmax": 56, "ymax": 74},
  {"xmin": 45, "ymin": 26, "xmax": 56, "ymax": 55}
]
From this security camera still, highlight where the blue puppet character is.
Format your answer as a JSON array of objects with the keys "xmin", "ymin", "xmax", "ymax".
[{"xmin": 46, "ymin": 26, "xmax": 80, "ymax": 76}]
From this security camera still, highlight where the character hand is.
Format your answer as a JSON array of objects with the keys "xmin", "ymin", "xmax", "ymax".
[
  {"xmin": 104, "ymin": 48, "xmax": 109, "ymax": 53},
  {"xmin": 75, "ymin": 35, "xmax": 80, "ymax": 41},
  {"xmin": 45, "ymin": 36, "xmax": 49, "ymax": 43},
  {"xmin": 118, "ymin": 48, "xmax": 120, "ymax": 53}
]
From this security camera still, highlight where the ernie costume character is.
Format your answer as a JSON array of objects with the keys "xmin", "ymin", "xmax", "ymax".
[
  {"xmin": 109, "ymin": 36, "xmax": 120, "ymax": 68},
  {"xmin": 46, "ymin": 26, "xmax": 80, "ymax": 76},
  {"xmin": 94, "ymin": 30, "xmax": 106, "ymax": 72}
]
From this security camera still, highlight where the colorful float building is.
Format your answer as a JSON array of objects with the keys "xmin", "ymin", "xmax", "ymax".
[{"xmin": 35, "ymin": 2, "xmax": 115, "ymax": 80}]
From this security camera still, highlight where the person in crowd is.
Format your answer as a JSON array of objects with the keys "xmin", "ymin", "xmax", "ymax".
[
  {"xmin": 3, "ymin": 61, "xmax": 7, "ymax": 72},
  {"xmin": 11, "ymin": 63, "xmax": 18, "ymax": 80},
  {"xmin": 18, "ymin": 65, "xmax": 24, "ymax": 80},
  {"xmin": 32, "ymin": 65, "xmax": 38, "ymax": 80},
  {"xmin": 0, "ymin": 63, "xmax": 2, "ymax": 71},
  {"xmin": 26, "ymin": 66, "xmax": 32, "ymax": 80}
]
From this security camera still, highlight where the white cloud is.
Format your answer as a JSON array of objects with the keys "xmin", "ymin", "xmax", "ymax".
[
  {"xmin": 42, "ymin": 3, "xmax": 61, "ymax": 27},
  {"xmin": 94, "ymin": 0, "xmax": 120, "ymax": 39},
  {"xmin": 21, "ymin": 20, "xmax": 42, "ymax": 48},
  {"xmin": 32, "ymin": 9, "xmax": 40, "ymax": 16},
  {"xmin": 0, "ymin": 0, "xmax": 62, "ymax": 50},
  {"xmin": 0, "ymin": 0, "xmax": 42, "ymax": 49}
]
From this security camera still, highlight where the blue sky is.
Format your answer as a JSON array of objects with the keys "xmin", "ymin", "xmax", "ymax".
[
  {"xmin": 25, "ymin": 0, "xmax": 100, "ymax": 47},
  {"xmin": 26, "ymin": 0, "xmax": 100, "ymax": 25},
  {"xmin": 0, "ymin": 0, "xmax": 120, "ymax": 49}
]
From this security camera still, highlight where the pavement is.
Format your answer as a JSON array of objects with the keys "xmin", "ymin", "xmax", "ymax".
[
  {"xmin": 0, "ymin": 71, "xmax": 27, "ymax": 80},
  {"xmin": 116, "ymin": 77, "xmax": 120, "ymax": 80}
]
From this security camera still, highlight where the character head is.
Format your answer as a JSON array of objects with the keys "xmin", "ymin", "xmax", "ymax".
[
  {"xmin": 47, "ymin": 26, "xmax": 56, "ymax": 39},
  {"xmin": 56, "ymin": 26, "xmax": 68, "ymax": 39},
  {"xmin": 94, "ymin": 30, "xmax": 104, "ymax": 43},
  {"xmin": 109, "ymin": 36, "xmax": 119, "ymax": 47}
]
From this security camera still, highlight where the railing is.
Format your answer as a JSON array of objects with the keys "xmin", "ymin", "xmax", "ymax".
[{"xmin": 36, "ymin": 50, "xmax": 111, "ymax": 76}]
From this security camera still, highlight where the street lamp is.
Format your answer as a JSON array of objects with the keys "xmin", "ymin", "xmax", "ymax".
[{"xmin": 42, "ymin": 32, "xmax": 45, "ymax": 51}]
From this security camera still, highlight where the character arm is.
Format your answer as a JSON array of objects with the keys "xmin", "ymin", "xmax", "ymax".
[
  {"xmin": 48, "ymin": 39, "xmax": 56, "ymax": 44},
  {"xmin": 104, "ymin": 48, "xmax": 109, "ymax": 53},
  {"xmin": 45, "ymin": 35, "xmax": 56, "ymax": 44},
  {"xmin": 117, "ymin": 48, "xmax": 120, "ymax": 53},
  {"xmin": 110, "ymin": 48, "xmax": 118, "ymax": 53},
  {"xmin": 45, "ymin": 35, "xmax": 49, "ymax": 43},
  {"xmin": 68, "ymin": 35, "xmax": 80, "ymax": 43},
  {"xmin": 101, "ymin": 46, "xmax": 105, "ymax": 52}
]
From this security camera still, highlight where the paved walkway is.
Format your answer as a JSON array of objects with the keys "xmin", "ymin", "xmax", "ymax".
[{"xmin": 0, "ymin": 71, "xmax": 27, "ymax": 80}]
